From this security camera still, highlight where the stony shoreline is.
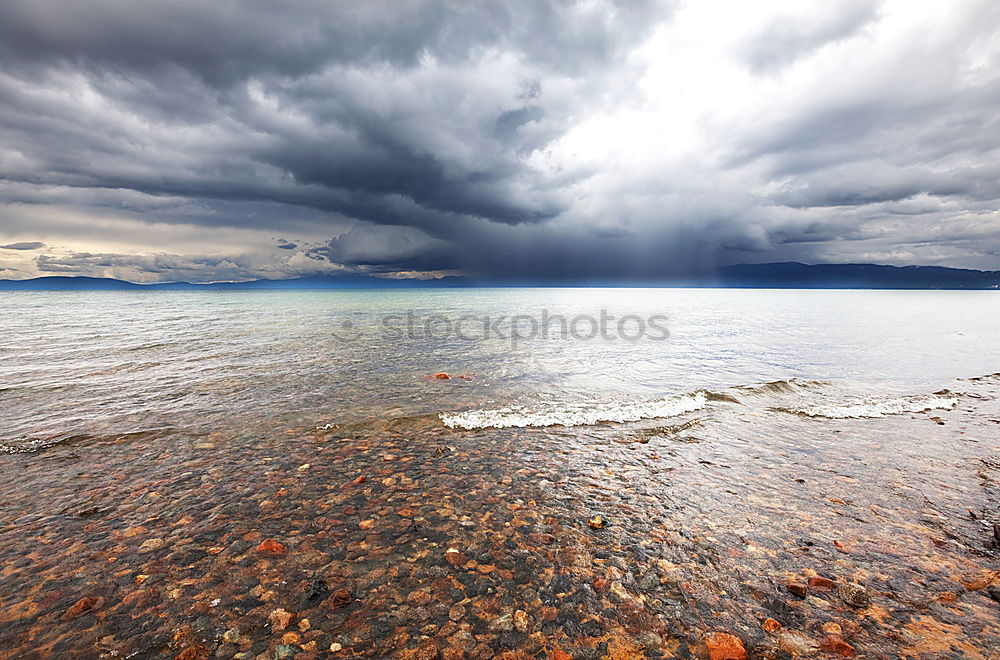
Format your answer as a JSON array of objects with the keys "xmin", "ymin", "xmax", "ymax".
[{"xmin": 1, "ymin": 380, "xmax": 998, "ymax": 659}]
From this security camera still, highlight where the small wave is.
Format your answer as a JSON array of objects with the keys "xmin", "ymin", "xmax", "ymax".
[
  {"xmin": 779, "ymin": 393, "xmax": 958, "ymax": 419},
  {"xmin": 965, "ymin": 373, "xmax": 1000, "ymax": 382},
  {"xmin": 735, "ymin": 378, "xmax": 829, "ymax": 394},
  {"xmin": 0, "ymin": 428, "xmax": 175, "ymax": 455},
  {"xmin": 441, "ymin": 391, "xmax": 707, "ymax": 430},
  {"xmin": 0, "ymin": 433, "xmax": 92, "ymax": 454},
  {"xmin": 705, "ymin": 391, "xmax": 741, "ymax": 404},
  {"xmin": 123, "ymin": 341, "xmax": 175, "ymax": 352},
  {"xmin": 0, "ymin": 437, "xmax": 61, "ymax": 454}
]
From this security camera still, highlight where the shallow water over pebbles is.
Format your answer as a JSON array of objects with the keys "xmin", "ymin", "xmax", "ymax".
[{"xmin": 1, "ymin": 374, "xmax": 998, "ymax": 658}]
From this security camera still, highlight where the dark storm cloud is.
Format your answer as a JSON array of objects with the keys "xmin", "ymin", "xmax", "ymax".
[
  {"xmin": 308, "ymin": 224, "xmax": 461, "ymax": 273},
  {"xmin": 0, "ymin": 0, "xmax": 662, "ymax": 83},
  {"xmin": 0, "ymin": 0, "xmax": 682, "ymax": 281},
  {"xmin": 0, "ymin": 0, "xmax": 664, "ymax": 225},
  {"xmin": 1, "ymin": 0, "xmax": 999, "ymax": 281}
]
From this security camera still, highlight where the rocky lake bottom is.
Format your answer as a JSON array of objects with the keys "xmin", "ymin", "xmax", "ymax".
[{"xmin": 1, "ymin": 376, "xmax": 999, "ymax": 659}]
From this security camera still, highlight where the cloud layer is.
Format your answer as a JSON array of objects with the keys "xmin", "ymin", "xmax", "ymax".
[{"xmin": 1, "ymin": 0, "xmax": 998, "ymax": 282}]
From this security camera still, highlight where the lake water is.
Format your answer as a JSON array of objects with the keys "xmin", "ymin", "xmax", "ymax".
[
  {"xmin": 2, "ymin": 288, "xmax": 999, "ymax": 657},
  {"xmin": 2, "ymin": 288, "xmax": 999, "ymax": 451}
]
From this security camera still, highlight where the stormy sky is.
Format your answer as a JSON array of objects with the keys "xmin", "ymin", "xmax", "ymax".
[{"xmin": 1, "ymin": 0, "xmax": 999, "ymax": 283}]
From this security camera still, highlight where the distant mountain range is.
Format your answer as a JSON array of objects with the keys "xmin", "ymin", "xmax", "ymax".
[
  {"xmin": 714, "ymin": 262, "xmax": 1000, "ymax": 289},
  {"xmin": 0, "ymin": 263, "xmax": 998, "ymax": 290},
  {"xmin": 0, "ymin": 274, "xmax": 462, "ymax": 291}
]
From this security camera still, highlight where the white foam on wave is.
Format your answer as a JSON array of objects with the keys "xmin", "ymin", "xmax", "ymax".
[
  {"xmin": 0, "ymin": 437, "xmax": 61, "ymax": 454},
  {"xmin": 440, "ymin": 391, "xmax": 707, "ymax": 430},
  {"xmin": 789, "ymin": 393, "xmax": 958, "ymax": 419}
]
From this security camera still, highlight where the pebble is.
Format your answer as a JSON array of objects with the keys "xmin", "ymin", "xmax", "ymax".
[
  {"xmin": 777, "ymin": 631, "xmax": 819, "ymax": 656},
  {"xmin": 175, "ymin": 647, "xmax": 208, "ymax": 660},
  {"xmin": 609, "ymin": 581, "xmax": 630, "ymax": 601},
  {"xmin": 303, "ymin": 579, "xmax": 329, "ymax": 604},
  {"xmin": 273, "ymin": 645, "xmax": 296, "ymax": 659},
  {"xmin": 256, "ymin": 538, "xmax": 287, "ymax": 556},
  {"xmin": 268, "ymin": 608, "xmax": 294, "ymax": 631},
  {"xmin": 821, "ymin": 636, "xmax": 857, "ymax": 657},
  {"xmin": 808, "ymin": 576, "xmax": 836, "ymax": 591},
  {"xmin": 636, "ymin": 631, "xmax": 663, "ymax": 651},
  {"xmin": 63, "ymin": 597, "xmax": 100, "ymax": 620},
  {"xmin": 786, "ymin": 580, "xmax": 808, "ymax": 598},
  {"xmin": 704, "ymin": 632, "xmax": 748, "ymax": 660},
  {"xmin": 324, "ymin": 588, "xmax": 352, "ymax": 610},
  {"xmin": 513, "ymin": 609, "xmax": 529, "ymax": 632},
  {"xmin": 822, "ymin": 622, "xmax": 843, "ymax": 635},
  {"xmin": 138, "ymin": 538, "xmax": 165, "ymax": 553},
  {"xmin": 838, "ymin": 583, "xmax": 871, "ymax": 608},
  {"xmin": 488, "ymin": 613, "xmax": 513, "ymax": 632},
  {"xmin": 444, "ymin": 548, "xmax": 467, "ymax": 566}
]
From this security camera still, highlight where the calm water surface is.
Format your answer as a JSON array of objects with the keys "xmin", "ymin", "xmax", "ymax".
[{"xmin": 1, "ymin": 288, "xmax": 998, "ymax": 449}]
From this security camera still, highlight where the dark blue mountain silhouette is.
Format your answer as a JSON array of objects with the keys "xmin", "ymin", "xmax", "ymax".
[{"xmin": 716, "ymin": 262, "xmax": 999, "ymax": 289}]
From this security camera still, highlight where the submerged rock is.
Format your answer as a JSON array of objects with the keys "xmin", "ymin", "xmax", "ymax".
[
  {"xmin": 838, "ymin": 583, "xmax": 870, "ymax": 608},
  {"xmin": 488, "ymin": 613, "xmax": 514, "ymax": 632},
  {"xmin": 704, "ymin": 632, "xmax": 748, "ymax": 660},
  {"xmin": 268, "ymin": 608, "xmax": 294, "ymax": 631},
  {"xmin": 256, "ymin": 538, "xmax": 287, "ymax": 556},
  {"xmin": 273, "ymin": 644, "xmax": 296, "ymax": 659},
  {"xmin": 324, "ymin": 588, "xmax": 352, "ymax": 610},
  {"xmin": 513, "ymin": 609, "xmax": 529, "ymax": 633},
  {"xmin": 786, "ymin": 581, "xmax": 808, "ymax": 598},
  {"xmin": 138, "ymin": 537, "xmax": 165, "ymax": 553},
  {"xmin": 303, "ymin": 579, "xmax": 329, "ymax": 604},
  {"xmin": 808, "ymin": 576, "xmax": 835, "ymax": 591},
  {"xmin": 777, "ymin": 631, "xmax": 820, "ymax": 656},
  {"xmin": 63, "ymin": 597, "xmax": 101, "ymax": 620},
  {"xmin": 444, "ymin": 548, "xmax": 467, "ymax": 566},
  {"xmin": 821, "ymin": 636, "xmax": 857, "ymax": 656}
]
